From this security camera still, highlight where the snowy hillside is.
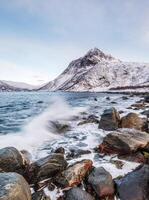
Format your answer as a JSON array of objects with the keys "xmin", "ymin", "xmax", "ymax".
[
  {"xmin": 0, "ymin": 81, "xmax": 27, "ymax": 92},
  {"xmin": 2, "ymin": 80, "xmax": 36, "ymax": 90},
  {"xmin": 39, "ymin": 48, "xmax": 149, "ymax": 92}
]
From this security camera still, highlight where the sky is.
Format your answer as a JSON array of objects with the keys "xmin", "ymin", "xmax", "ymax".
[{"xmin": 0, "ymin": 0, "xmax": 149, "ymax": 85}]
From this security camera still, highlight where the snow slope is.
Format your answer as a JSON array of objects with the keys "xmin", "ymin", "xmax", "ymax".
[{"xmin": 39, "ymin": 48, "xmax": 149, "ymax": 92}]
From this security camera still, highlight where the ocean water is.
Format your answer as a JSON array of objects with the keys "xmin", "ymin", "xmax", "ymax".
[{"xmin": 0, "ymin": 91, "xmax": 140, "ymax": 178}]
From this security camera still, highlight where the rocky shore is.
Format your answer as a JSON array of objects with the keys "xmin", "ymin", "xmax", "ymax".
[{"xmin": 0, "ymin": 94, "xmax": 149, "ymax": 200}]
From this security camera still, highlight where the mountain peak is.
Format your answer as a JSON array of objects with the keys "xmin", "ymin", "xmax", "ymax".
[{"xmin": 85, "ymin": 47, "xmax": 118, "ymax": 62}]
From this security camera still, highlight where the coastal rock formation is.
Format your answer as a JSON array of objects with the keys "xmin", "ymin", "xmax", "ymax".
[
  {"xmin": 54, "ymin": 159, "xmax": 93, "ymax": 188},
  {"xmin": 0, "ymin": 172, "xmax": 31, "ymax": 200},
  {"xmin": 116, "ymin": 165, "xmax": 149, "ymax": 200},
  {"xmin": 27, "ymin": 153, "xmax": 67, "ymax": 184},
  {"xmin": 120, "ymin": 113, "xmax": 148, "ymax": 132},
  {"xmin": 99, "ymin": 129, "xmax": 149, "ymax": 155},
  {"xmin": 0, "ymin": 147, "xmax": 24, "ymax": 173},
  {"xmin": 87, "ymin": 167, "xmax": 115, "ymax": 198},
  {"xmin": 65, "ymin": 187, "xmax": 94, "ymax": 200},
  {"xmin": 98, "ymin": 107, "xmax": 121, "ymax": 131}
]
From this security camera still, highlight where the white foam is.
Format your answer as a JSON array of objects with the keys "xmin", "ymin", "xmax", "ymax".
[{"xmin": 0, "ymin": 96, "xmax": 86, "ymax": 157}]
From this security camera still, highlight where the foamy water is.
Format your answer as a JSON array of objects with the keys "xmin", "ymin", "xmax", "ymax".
[{"xmin": 0, "ymin": 92, "xmax": 141, "ymax": 183}]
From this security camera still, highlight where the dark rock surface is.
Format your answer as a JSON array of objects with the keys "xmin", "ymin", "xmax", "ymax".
[
  {"xmin": 0, "ymin": 147, "xmax": 24, "ymax": 173},
  {"xmin": 116, "ymin": 165, "xmax": 149, "ymax": 200},
  {"xmin": 99, "ymin": 129, "xmax": 149, "ymax": 155},
  {"xmin": 27, "ymin": 153, "xmax": 67, "ymax": 184},
  {"xmin": 87, "ymin": 167, "xmax": 114, "ymax": 198},
  {"xmin": 65, "ymin": 187, "xmax": 94, "ymax": 200},
  {"xmin": 99, "ymin": 107, "xmax": 120, "ymax": 131}
]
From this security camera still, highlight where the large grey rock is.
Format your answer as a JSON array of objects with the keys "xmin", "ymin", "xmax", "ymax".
[
  {"xmin": 99, "ymin": 107, "xmax": 120, "ymax": 131},
  {"xmin": 120, "ymin": 113, "xmax": 148, "ymax": 132},
  {"xmin": 99, "ymin": 129, "xmax": 149, "ymax": 155},
  {"xmin": 0, "ymin": 172, "xmax": 31, "ymax": 200},
  {"xmin": 0, "ymin": 147, "xmax": 24, "ymax": 173},
  {"xmin": 116, "ymin": 165, "xmax": 149, "ymax": 200},
  {"xmin": 87, "ymin": 167, "xmax": 114, "ymax": 198},
  {"xmin": 65, "ymin": 187, "xmax": 94, "ymax": 200},
  {"xmin": 28, "ymin": 153, "xmax": 67, "ymax": 184}
]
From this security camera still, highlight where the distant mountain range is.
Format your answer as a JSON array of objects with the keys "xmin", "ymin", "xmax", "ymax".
[
  {"xmin": 1, "ymin": 48, "xmax": 149, "ymax": 92},
  {"xmin": 39, "ymin": 48, "xmax": 149, "ymax": 92},
  {"xmin": 0, "ymin": 80, "xmax": 37, "ymax": 92}
]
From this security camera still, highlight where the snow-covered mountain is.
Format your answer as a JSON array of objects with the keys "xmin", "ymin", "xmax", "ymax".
[
  {"xmin": 2, "ymin": 80, "xmax": 36, "ymax": 90},
  {"xmin": 0, "ymin": 81, "xmax": 27, "ymax": 92},
  {"xmin": 39, "ymin": 48, "xmax": 149, "ymax": 92}
]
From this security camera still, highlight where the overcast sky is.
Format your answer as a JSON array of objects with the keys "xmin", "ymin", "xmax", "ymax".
[{"xmin": 0, "ymin": 0, "xmax": 149, "ymax": 85}]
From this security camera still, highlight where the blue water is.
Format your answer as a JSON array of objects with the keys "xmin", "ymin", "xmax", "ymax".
[
  {"xmin": 0, "ymin": 91, "xmax": 116, "ymax": 134},
  {"xmin": 0, "ymin": 91, "xmax": 138, "ymax": 136}
]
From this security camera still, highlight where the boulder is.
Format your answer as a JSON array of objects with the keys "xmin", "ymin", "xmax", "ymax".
[
  {"xmin": 120, "ymin": 113, "xmax": 148, "ymax": 132},
  {"xmin": 99, "ymin": 107, "xmax": 120, "ymax": 131},
  {"xmin": 141, "ymin": 109, "xmax": 149, "ymax": 118},
  {"xmin": 49, "ymin": 121, "xmax": 70, "ymax": 134},
  {"xmin": 99, "ymin": 129, "xmax": 149, "ymax": 155},
  {"xmin": 0, "ymin": 147, "xmax": 24, "ymax": 173},
  {"xmin": 67, "ymin": 148, "xmax": 91, "ymax": 160},
  {"xmin": 118, "ymin": 152, "xmax": 146, "ymax": 163},
  {"xmin": 0, "ymin": 172, "xmax": 31, "ymax": 200},
  {"xmin": 87, "ymin": 167, "xmax": 114, "ymax": 198},
  {"xmin": 65, "ymin": 187, "xmax": 94, "ymax": 200},
  {"xmin": 116, "ymin": 165, "xmax": 149, "ymax": 200},
  {"xmin": 27, "ymin": 153, "xmax": 67, "ymax": 184},
  {"xmin": 78, "ymin": 115, "xmax": 99, "ymax": 126},
  {"xmin": 54, "ymin": 160, "xmax": 93, "ymax": 188},
  {"xmin": 144, "ymin": 95, "xmax": 149, "ymax": 103}
]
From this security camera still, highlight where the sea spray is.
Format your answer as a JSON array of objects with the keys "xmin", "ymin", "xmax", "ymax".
[{"xmin": 0, "ymin": 96, "xmax": 86, "ymax": 158}]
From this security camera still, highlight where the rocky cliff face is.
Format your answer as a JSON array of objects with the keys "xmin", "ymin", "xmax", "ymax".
[{"xmin": 39, "ymin": 48, "xmax": 149, "ymax": 92}]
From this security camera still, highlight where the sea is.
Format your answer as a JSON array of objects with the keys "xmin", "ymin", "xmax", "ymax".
[{"xmin": 0, "ymin": 91, "xmax": 140, "ymax": 178}]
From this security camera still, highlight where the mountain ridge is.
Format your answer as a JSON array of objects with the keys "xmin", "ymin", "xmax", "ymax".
[{"xmin": 39, "ymin": 48, "xmax": 149, "ymax": 92}]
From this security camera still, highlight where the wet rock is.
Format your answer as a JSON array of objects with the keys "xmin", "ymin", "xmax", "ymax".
[
  {"xmin": 32, "ymin": 191, "xmax": 51, "ymax": 200},
  {"xmin": 27, "ymin": 153, "xmax": 67, "ymax": 184},
  {"xmin": 131, "ymin": 103, "xmax": 145, "ymax": 110},
  {"xmin": 65, "ymin": 187, "xmax": 94, "ymax": 200},
  {"xmin": 122, "ymin": 96, "xmax": 129, "ymax": 100},
  {"xmin": 144, "ymin": 95, "xmax": 149, "ymax": 103},
  {"xmin": 106, "ymin": 97, "xmax": 110, "ymax": 100},
  {"xmin": 99, "ymin": 129, "xmax": 149, "ymax": 155},
  {"xmin": 94, "ymin": 97, "xmax": 98, "ymax": 101},
  {"xmin": 0, "ymin": 147, "xmax": 24, "ymax": 173},
  {"xmin": 120, "ymin": 113, "xmax": 148, "ymax": 132},
  {"xmin": 0, "ymin": 172, "xmax": 31, "ymax": 200},
  {"xmin": 20, "ymin": 150, "xmax": 32, "ymax": 165},
  {"xmin": 87, "ymin": 167, "xmax": 115, "ymax": 198},
  {"xmin": 141, "ymin": 109, "xmax": 149, "ymax": 118},
  {"xmin": 37, "ymin": 101, "xmax": 44, "ymax": 104},
  {"xmin": 118, "ymin": 152, "xmax": 146, "ymax": 163},
  {"xmin": 99, "ymin": 107, "xmax": 120, "ymax": 131},
  {"xmin": 49, "ymin": 121, "xmax": 70, "ymax": 134},
  {"xmin": 116, "ymin": 165, "xmax": 149, "ymax": 200},
  {"xmin": 111, "ymin": 101, "xmax": 117, "ymax": 104},
  {"xmin": 54, "ymin": 147, "xmax": 65, "ymax": 154},
  {"xmin": 67, "ymin": 147, "xmax": 91, "ymax": 159},
  {"xmin": 54, "ymin": 160, "xmax": 93, "ymax": 188},
  {"xmin": 110, "ymin": 160, "xmax": 124, "ymax": 169},
  {"xmin": 78, "ymin": 115, "xmax": 99, "ymax": 125}
]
